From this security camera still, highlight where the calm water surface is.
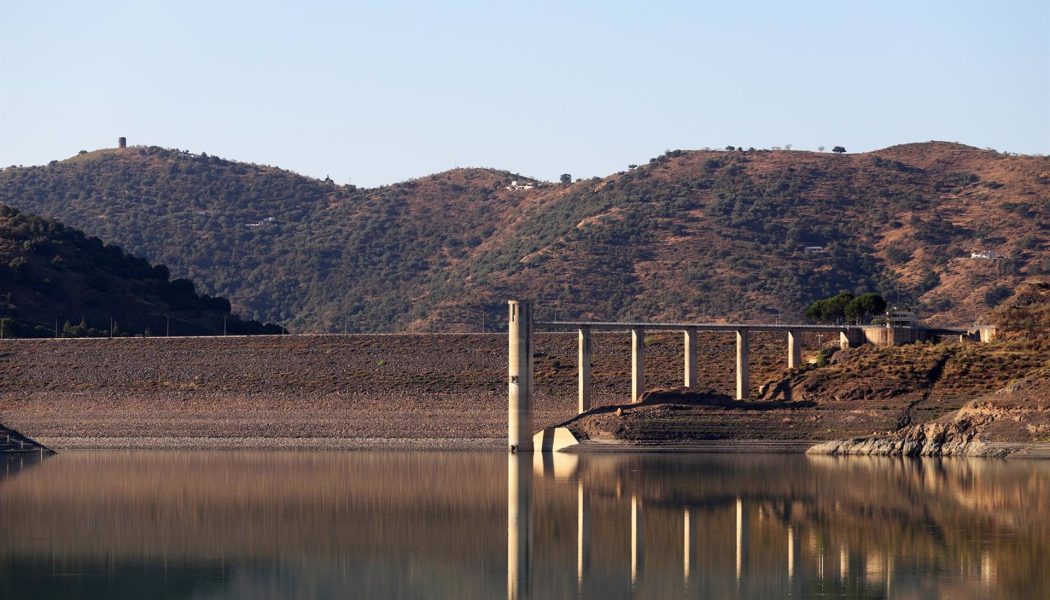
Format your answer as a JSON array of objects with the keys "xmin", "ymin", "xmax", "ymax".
[{"xmin": 0, "ymin": 451, "xmax": 1046, "ymax": 599}]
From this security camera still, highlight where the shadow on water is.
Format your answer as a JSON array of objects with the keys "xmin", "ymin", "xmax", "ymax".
[
  {"xmin": 0, "ymin": 452, "xmax": 50, "ymax": 483},
  {"xmin": 0, "ymin": 450, "xmax": 1046, "ymax": 599}
]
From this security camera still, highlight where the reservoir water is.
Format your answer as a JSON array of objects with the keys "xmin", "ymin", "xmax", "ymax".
[{"xmin": 0, "ymin": 451, "xmax": 1046, "ymax": 599}]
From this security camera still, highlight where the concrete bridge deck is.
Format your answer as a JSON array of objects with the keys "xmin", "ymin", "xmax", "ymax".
[
  {"xmin": 536, "ymin": 320, "xmax": 967, "ymax": 336},
  {"xmin": 539, "ymin": 321, "xmax": 856, "ymax": 333}
]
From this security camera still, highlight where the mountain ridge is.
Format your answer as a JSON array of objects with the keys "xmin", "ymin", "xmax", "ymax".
[{"xmin": 0, "ymin": 141, "xmax": 1046, "ymax": 332}]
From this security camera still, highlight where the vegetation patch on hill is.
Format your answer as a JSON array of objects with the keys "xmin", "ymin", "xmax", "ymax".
[{"xmin": 0, "ymin": 205, "xmax": 282, "ymax": 337}]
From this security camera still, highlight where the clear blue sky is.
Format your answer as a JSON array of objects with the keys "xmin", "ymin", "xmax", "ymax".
[{"xmin": 2, "ymin": 0, "xmax": 1047, "ymax": 187}]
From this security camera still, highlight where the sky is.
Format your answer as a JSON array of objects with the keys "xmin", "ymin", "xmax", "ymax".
[{"xmin": 1, "ymin": 0, "xmax": 1047, "ymax": 187}]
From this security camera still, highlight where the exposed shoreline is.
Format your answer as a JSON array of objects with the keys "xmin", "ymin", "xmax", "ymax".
[
  {"xmin": 0, "ymin": 332, "xmax": 809, "ymax": 452},
  {"xmin": 27, "ymin": 437, "xmax": 1050, "ymax": 459},
  {"xmin": 2, "ymin": 333, "xmax": 1047, "ymax": 456}
]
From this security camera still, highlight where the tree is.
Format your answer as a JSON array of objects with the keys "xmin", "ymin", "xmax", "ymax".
[
  {"xmin": 832, "ymin": 146, "xmax": 846, "ymax": 154},
  {"xmin": 560, "ymin": 174, "xmax": 572, "ymax": 185},
  {"xmin": 805, "ymin": 292, "xmax": 855, "ymax": 323},
  {"xmin": 152, "ymin": 264, "xmax": 170, "ymax": 280},
  {"xmin": 818, "ymin": 146, "xmax": 825, "ymax": 152},
  {"xmin": 844, "ymin": 293, "xmax": 887, "ymax": 324}
]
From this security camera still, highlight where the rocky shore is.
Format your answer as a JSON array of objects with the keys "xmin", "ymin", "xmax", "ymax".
[{"xmin": 807, "ymin": 378, "xmax": 1050, "ymax": 458}]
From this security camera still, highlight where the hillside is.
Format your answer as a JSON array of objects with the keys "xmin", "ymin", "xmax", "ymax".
[
  {"xmin": 0, "ymin": 142, "xmax": 1046, "ymax": 331},
  {"xmin": 0, "ymin": 206, "xmax": 282, "ymax": 337}
]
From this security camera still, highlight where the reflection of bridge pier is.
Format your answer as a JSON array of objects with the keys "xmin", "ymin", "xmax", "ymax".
[
  {"xmin": 736, "ymin": 497, "xmax": 749, "ymax": 581},
  {"xmin": 631, "ymin": 494, "xmax": 644, "ymax": 585},
  {"xmin": 788, "ymin": 525, "xmax": 803, "ymax": 598},
  {"xmin": 576, "ymin": 480, "xmax": 590, "ymax": 591},
  {"xmin": 507, "ymin": 455, "xmax": 532, "ymax": 600},
  {"xmin": 683, "ymin": 508, "xmax": 696, "ymax": 584},
  {"xmin": 512, "ymin": 464, "xmax": 923, "ymax": 600},
  {"xmin": 840, "ymin": 545, "xmax": 849, "ymax": 581},
  {"xmin": 502, "ymin": 453, "xmax": 1005, "ymax": 599}
]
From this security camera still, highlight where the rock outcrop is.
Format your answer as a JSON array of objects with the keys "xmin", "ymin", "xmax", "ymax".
[{"xmin": 809, "ymin": 377, "xmax": 1050, "ymax": 458}]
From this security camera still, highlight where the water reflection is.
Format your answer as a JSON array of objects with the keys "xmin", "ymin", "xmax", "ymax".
[
  {"xmin": 0, "ymin": 451, "xmax": 1046, "ymax": 599},
  {"xmin": 0, "ymin": 453, "xmax": 49, "ymax": 482}
]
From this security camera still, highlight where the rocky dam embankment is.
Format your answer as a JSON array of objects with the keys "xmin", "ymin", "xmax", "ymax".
[{"xmin": 0, "ymin": 331, "xmax": 803, "ymax": 449}]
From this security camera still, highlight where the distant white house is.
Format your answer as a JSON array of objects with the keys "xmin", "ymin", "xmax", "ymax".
[
  {"xmin": 245, "ymin": 217, "xmax": 277, "ymax": 228},
  {"xmin": 969, "ymin": 250, "xmax": 999, "ymax": 260},
  {"xmin": 506, "ymin": 180, "xmax": 535, "ymax": 190},
  {"xmin": 803, "ymin": 246, "xmax": 827, "ymax": 254}
]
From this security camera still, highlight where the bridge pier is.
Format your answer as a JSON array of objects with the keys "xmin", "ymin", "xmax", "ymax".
[
  {"xmin": 631, "ymin": 327, "xmax": 645, "ymax": 403},
  {"xmin": 578, "ymin": 326, "xmax": 591, "ymax": 414},
  {"xmin": 839, "ymin": 328, "xmax": 865, "ymax": 351},
  {"xmin": 684, "ymin": 328, "xmax": 697, "ymax": 388},
  {"xmin": 736, "ymin": 330, "xmax": 750, "ymax": 401},
  {"xmin": 508, "ymin": 301, "xmax": 534, "ymax": 453},
  {"xmin": 787, "ymin": 330, "xmax": 801, "ymax": 369}
]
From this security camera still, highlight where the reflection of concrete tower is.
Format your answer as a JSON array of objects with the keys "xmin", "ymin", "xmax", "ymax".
[
  {"xmin": 683, "ymin": 508, "xmax": 696, "ymax": 584},
  {"xmin": 631, "ymin": 495, "xmax": 644, "ymax": 585},
  {"xmin": 736, "ymin": 498, "xmax": 749, "ymax": 581},
  {"xmin": 118, "ymin": 137, "xmax": 127, "ymax": 149},
  {"xmin": 507, "ymin": 454, "xmax": 532, "ymax": 600}
]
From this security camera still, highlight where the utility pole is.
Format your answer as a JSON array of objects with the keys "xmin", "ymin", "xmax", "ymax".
[
  {"xmin": 166, "ymin": 316, "xmax": 170, "ymax": 337},
  {"xmin": 223, "ymin": 316, "xmax": 227, "ymax": 336},
  {"xmin": 109, "ymin": 318, "xmax": 114, "ymax": 338},
  {"xmin": 54, "ymin": 319, "xmax": 58, "ymax": 338}
]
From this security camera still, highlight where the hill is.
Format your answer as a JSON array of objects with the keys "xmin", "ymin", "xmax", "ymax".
[
  {"xmin": 0, "ymin": 205, "xmax": 283, "ymax": 337},
  {"xmin": 0, "ymin": 142, "xmax": 1046, "ymax": 331}
]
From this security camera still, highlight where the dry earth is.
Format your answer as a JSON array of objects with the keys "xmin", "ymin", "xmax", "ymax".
[{"xmin": 0, "ymin": 331, "xmax": 808, "ymax": 449}]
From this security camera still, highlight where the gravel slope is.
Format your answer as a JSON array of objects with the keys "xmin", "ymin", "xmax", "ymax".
[{"xmin": 0, "ymin": 331, "xmax": 800, "ymax": 449}]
